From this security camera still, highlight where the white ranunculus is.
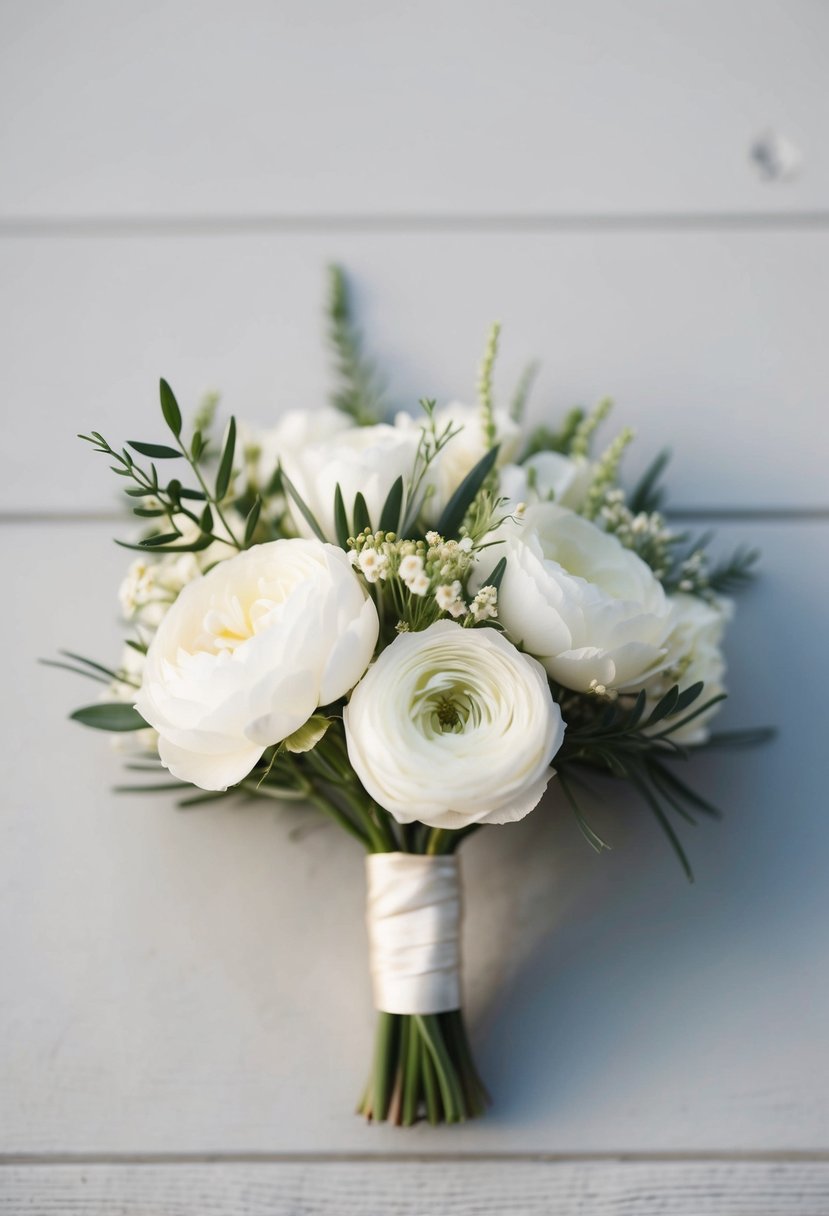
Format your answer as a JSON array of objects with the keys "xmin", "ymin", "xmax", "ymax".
[
  {"xmin": 343, "ymin": 620, "xmax": 565, "ymax": 830},
  {"xmin": 498, "ymin": 451, "xmax": 595, "ymax": 512},
  {"xmin": 245, "ymin": 408, "xmax": 353, "ymax": 492},
  {"xmin": 642, "ymin": 593, "xmax": 732, "ymax": 744},
  {"xmin": 281, "ymin": 422, "xmax": 421, "ymax": 542},
  {"xmin": 136, "ymin": 539, "xmax": 379, "ymax": 791},
  {"xmin": 481, "ymin": 503, "xmax": 673, "ymax": 693}
]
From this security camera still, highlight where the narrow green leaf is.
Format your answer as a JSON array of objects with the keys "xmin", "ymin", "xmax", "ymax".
[
  {"xmin": 128, "ymin": 440, "xmax": 182, "ymax": 459},
  {"xmin": 644, "ymin": 684, "xmax": 681, "ymax": 728},
  {"xmin": 115, "ymin": 535, "xmax": 214, "ymax": 555},
  {"xmin": 178, "ymin": 486, "xmax": 206, "ymax": 501},
  {"xmin": 215, "ymin": 416, "xmax": 237, "ymax": 501},
  {"xmin": 436, "ymin": 444, "xmax": 500, "ymax": 539},
  {"xmin": 333, "ymin": 484, "xmax": 349, "ymax": 550},
  {"xmin": 139, "ymin": 532, "xmax": 183, "ymax": 548},
  {"xmin": 159, "ymin": 378, "xmax": 182, "ymax": 437},
  {"xmin": 481, "ymin": 555, "xmax": 507, "ymax": 592},
  {"xmin": 243, "ymin": 497, "xmax": 261, "ymax": 546},
  {"xmin": 200, "ymin": 504, "xmax": 214, "ymax": 534},
  {"xmin": 378, "ymin": 475, "xmax": 404, "ymax": 533},
  {"xmin": 191, "ymin": 430, "xmax": 204, "ymax": 462},
  {"xmin": 39, "ymin": 659, "xmax": 111, "ymax": 685},
  {"xmin": 629, "ymin": 448, "xmax": 671, "ymax": 514},
  {"xmin": 71, "ymin": 703, "xmax": 148, "ymax": 732},
  {"xmin": 279, "ymin": 467, "xmax": 327, "ymax": 542},
  {"xmin": 352, "ymin": 491, "xmax": 371, "ymax": 533},
  {"xmin": 630, "ymin": 771, "xmax": 694, "ymax": 882},
  {"xmin": 132, "ymin": 507, "xmax": 167, "ymax": 518}
]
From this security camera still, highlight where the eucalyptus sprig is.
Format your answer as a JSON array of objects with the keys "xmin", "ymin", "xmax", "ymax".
[{"xmin": 79, "ymin": 379, "xmax": 263, "ymax": 556}]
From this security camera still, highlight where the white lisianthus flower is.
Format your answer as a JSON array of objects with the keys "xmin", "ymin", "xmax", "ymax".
[
  {"xmin": 244, "ymin": 408, "xmax": 353, "ymax": 492},
  {"xmin": 282, "ymin": 422, "xmax": 421, "ymax": 542},
  {"xmin": 642, "ymin": 593, "xmax": 732, "ymax": 744},
  {"xmin": 480, "ymin": 503, "xmax": 673, "ymax": 693},
  {"xmin": 396, "ymin": 402, "xmax": 521, "ymax": 522},
  {"xmin": 343, "ymin": 620, "xmax": 565, "ymax": 830},
  {"xmin": 498, "ymin": 451, "xmax": 595, "ymax": 512},
  {"xmin": 136, "ymin": 539, "xmax": 379, "ymax": 791}
]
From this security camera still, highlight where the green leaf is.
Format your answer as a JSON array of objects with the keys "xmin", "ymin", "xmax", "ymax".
[
  {"xmin": 178, "ymin": 486, "xmax": 206, "ymax": 501},
  {"xmin": 644, "ymin": 684, "xmax": 681, "ymax": 728},
  {"xmin": 481, "ymin": 555, "xmax": 506, "ymax": 592},
  {"xmin": 132, "ymin": 507, "xmax": 167, "ymax": 518},
  {"xmin": 128, "ymin": 441, "xmax": 182, "ymax": 459},
  {"xmin": 115, "ymin": 535, "xmax": 214, "ymax": 555},
  {"xmin": 215, "ymin": 417, "xmax": 237, "ymax": 501},
  {"xmin": 243, "ymin": 498, "xmax": 261, "ymax": 546},
  {"xmin": 333, "ymin": 484, "xmax": 349, "ymax": 550},
  {"xmin": 352, "ymin": 491, "xmax": 371, "ymax": 533},
  {"xmin": 139, "ymin": 532, "xmax": 183, "ymax": 548},
  {"xmin": 159, "ymin": 378, "xmax": 182, "ymax": 437},
  {"xmin": 71, "ymin": 703, "xmax": 148, "ymax": 732},
  {"xmin": 378, "ymin": 475, "xmax": 404, "ymax": 533},
  {"xmin": 200, "ymin": 504, "xmax": 214, "ymax": 534},
  {"xmin": 191, "ymin": 430, "xmax": 204, "ymax": 462},
  {"xmin": 629, "ymin": 448, "xmax": 670, "ymax": 514},
  {"xmin": 436, "ymin": 444, "xmax": 500, "ymax": 539},
  {"xmin": 279, "ymin": 467, "xmax": 327, "ymax": 543}
]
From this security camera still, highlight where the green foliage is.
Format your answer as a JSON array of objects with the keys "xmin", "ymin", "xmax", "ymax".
[
  {"xmin": 327, "ymin": 265, "xmax": 387, "ymax": 425},
  {"xmin": 79, "ymin": 377, "xmax": 248, "ymax": 557},
  {"xmin": 435, "ymin": 445, "xmax": 500, "ymax": 540},
  {"xmin": 629, "ymin": 448, "xmax": 671, "ymax": 515},
  {"xmin": 71, "ymin": 703, "xmax": 148, "ymax": 732},
  {"xmin": 510, "ymin": 360, "xmax": 539, "ymax": 423},
  {"xmin": 706, "ymin": 545, "xmax": 760, "ymax": 594},
  {"xmin": 554, "ymin": 681, "xmax": 734, "ymax": 880},
  {"xmin": 521, "ymin": 406, "xmax": 585, "ymax": 460}
]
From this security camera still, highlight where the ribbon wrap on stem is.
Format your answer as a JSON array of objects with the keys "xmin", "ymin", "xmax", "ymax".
[{"xmin": 365, "ymin": 852, "xmax": 462, "ymax": 1015}]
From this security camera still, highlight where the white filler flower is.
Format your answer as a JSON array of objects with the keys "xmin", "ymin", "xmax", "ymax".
[
  {"xmin": 343, "ymin": 620, "xmax": 565, "ymax": 830},
  {"xmin": 484, "ymin": 503, "xmax": 673, "ymax": 693},
  {"xmin": 137, "ymin": 539, "xmax": 379, "ymax": 791}
]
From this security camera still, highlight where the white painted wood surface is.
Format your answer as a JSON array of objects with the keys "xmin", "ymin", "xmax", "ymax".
[
  {"xmin": 1, "ymin": 0, "xmax": 828, "ymax": 219},
  {"xmin": 2, "ymin": 1, "xmax": 827, "ymax": 1210},
  {"xmin": 2, "ymin": 228, "xmax": 828, "ymax": 513},
  {"xmin": 3, "ymin": 1160, "xmax": 829, "ymax": 1215}
]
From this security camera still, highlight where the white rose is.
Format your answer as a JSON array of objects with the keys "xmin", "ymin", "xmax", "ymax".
[
  {"xmin": 482, "ymin": 503, "xmax": 673, "ymax": 692},
  {"xmin": 397, "ymin": 402, "xmax": 521, "ymax": 522},
  {"xmin": 245, "ymin": 408, "xmax": 353, "ymax": 492},
  {"xmin": 136, "ymin": 538, "xmax": 379, "ymax": 791},
  {"xmin": 642, "ymin": 593, "xmax": 732, "ymax": 744},
  {"xmin": 282, "ymin": 422, "xmax": 420, "ymax": 542},
  {"xmin": 343, "ymin": 620, "xmax": 565, "ymax": 830},
  {"xmin": 498, "ymin": 451, "xmax": 595, "ymax": 512}
]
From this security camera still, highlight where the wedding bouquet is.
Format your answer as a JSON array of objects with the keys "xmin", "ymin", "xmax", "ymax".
[{"xmin": 56, "ymin": 268, "xmax": 768, "ymax": 1126}]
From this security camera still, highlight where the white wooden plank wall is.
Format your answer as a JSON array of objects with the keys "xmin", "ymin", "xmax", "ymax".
[{"xmin": 1, "ymin": 3, "xmax": 828, "ymax": 1213}]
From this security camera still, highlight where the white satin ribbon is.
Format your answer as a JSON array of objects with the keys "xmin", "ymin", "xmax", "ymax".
[{"xmin": 365, "ymin": 852, "xmax": 462, "ymax": 1015}]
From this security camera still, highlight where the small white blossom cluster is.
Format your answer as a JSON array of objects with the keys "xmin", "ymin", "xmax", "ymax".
[
  {"xmin": 119, "ymin": 554, "xmax": 203, "ymax": 627},
  {"xmin": 595, "ymin": 489, "xmax": 675, "ymax": 580},
  {"xmin": 348, "ymin": 528, "xmax": 499, "ymax": 628}
]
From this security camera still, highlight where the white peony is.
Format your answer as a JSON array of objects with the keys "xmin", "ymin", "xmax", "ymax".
[
  {"xmin": 498, "ymin": 451, "xmax": 595, "ymax": 512},
  {"xmin": 136, "ymin": 539, "xmax": 379, "ymax": 791},
  {"xmin": 281, "ymin": 422, "xmax": 421, "ymax": 542},
  {"xmin": 482, "ymin": 503, "xmax": 673, "ymax": 693},
  {"xmin": 642, "ymin": 593, "xmax": 732, "ymax": 744},
  {"xmin": 405, "ymin": 402, "xmax": 521, "ymax": 522},
  {"xmin": 343, "ymin": 620, "xmax": 565, "ymax": 830}
]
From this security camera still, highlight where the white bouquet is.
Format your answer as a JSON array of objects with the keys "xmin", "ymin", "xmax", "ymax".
[{"xmin": 55, "ymin": 268, "xmax": 769, "ymax": 1125}]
